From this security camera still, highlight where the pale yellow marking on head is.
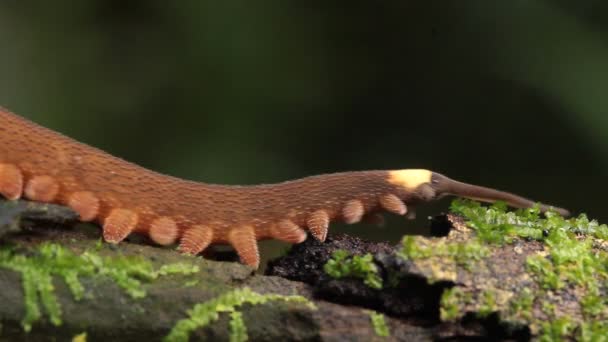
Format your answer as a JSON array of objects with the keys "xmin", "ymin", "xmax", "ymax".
[{"xmin": 387, "ymin": 169, "xmax": 432, "ymax": 190}]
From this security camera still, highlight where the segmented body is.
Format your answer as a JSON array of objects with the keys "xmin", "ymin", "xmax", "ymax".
[
  {"xmin": 0, "ymin": 109, "xmax": 433, "ymax": 268},
  {"xmin": 0, "ymin": 108, "xmax": 569, "ymax": 268}
]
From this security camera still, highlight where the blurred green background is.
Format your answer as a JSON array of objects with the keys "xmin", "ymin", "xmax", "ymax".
[{"xmin": 1, "ymin": 1, "xmax": 606, "ymax": 262}]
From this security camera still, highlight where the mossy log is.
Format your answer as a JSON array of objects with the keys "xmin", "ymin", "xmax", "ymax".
[
  {"xmin": 0, "ymin": 200, "xmax": 431, "ymax": 341},
  {"xmin": 1, "ymin": 199, "xmax": 606, "ymax": 341},
  {"xmin": 269, "ymin": 203, "xmax": 608, "ymax": 341}
]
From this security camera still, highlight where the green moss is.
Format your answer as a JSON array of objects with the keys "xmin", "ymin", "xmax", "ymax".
[
  {"xmin": 450, "ymin": 199, "xmax": 608, "ymax": 243},
  {"xmin": 398, "ymin": 235, "xmax": 488, "ymax": 270},
  {"xmin": 580, "ymin": 289, "xmax": 604, "ymax": 317},
  {"xmin": 72, "ymin": 332, "xmax": 87, "ymax": 342},
  {"xmin": 525, "ymin": 255, "xmax": 562, "ymax": 290},
  {"xmin": 508, "ymin": 288, "xmax": 534, "ymax": 321},
  {"xmin": 541, "ymin": 301, "xmax": 556, "ymax": 317},
  {"xmin": 579, "ymin": 322, "xmax": 608, "ymax": 342},
  {"xmin": 184, "ymin": 279, "xmax": 199, "ymax": 287},
  {"xmin": 450, "ymin": 200, "xmax": 549, "ymax": 244},
  {"xmin": 449, "ymin": 199, "xmax": 608, "ymax": 340},
  {"xmin": 164, "ymin": 287, "xmax": 316, "ymax": 342},
  {"xmin": 476, "ymin": 290, "xmax": 497, "ymax": 318},
  {"xmin": 323, "ymin": 250, "xmax": 383, "ymax": 289},
  {"xmin": 229, "ymin": 311, "xmax": 247, "ymax": 342},
  {"xmin": 0, "ymin": 243, "xmax": 199, "ymax": 332},
  {"xmin": 440, "ymin": 287, "xmax": 479, "ymax": 322},
  {"xmin": 539, "ymin": 317, "xmax": 575, "ymax": 342},
  {"xmin": 365, "ymin": 310, "xmax": 390, "ymax": 337}
]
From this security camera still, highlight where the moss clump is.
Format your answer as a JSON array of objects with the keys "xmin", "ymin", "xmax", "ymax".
[
  {"xmin": 229, "ymin": 311, "xmax": 246, "ymax": 342},
  {"xmin": 323, "ymin": 249, "xmax": 383, "ymax": 289},
  {"xmin": 448, "ymin": 199, "xmax": 608, "ymax": 340},
  {"xmin": 440, "ymin": 287, "xmax": 472, "ymax": 321},
  {"xmin": 476, "ymin": 290, "xmax": 498, "ymax": 318},
  {"xmin": 71, "ymin": 332, "xmax": 87, "ymax": 342},
  {"xmin": 579, "ymin": 322, "xmax": 608, "ymax": 342},
  {"xmin": 365, "ymin": 310, "xmax": 390, "ymax": 337},
  {"xmin": 164, "ymin": 287, "xmax": 316, "ymax": 342},
  {"xmin": 0, "ymin": 243, "xmax": 199, "ymax": 332},
  {"xmin": 508, "ymin": 287, "xmax": 534, "ymax": 322},
  {"xmin": 449, "ymin": 199, "xmax": 608, "ymax": 244},
  {"xmin": 539, "ymin": 317, "xmax": 575, "ymax": 342},
  {"xmin": 398, "ymin": 235, "xmax": 488, "ymax": 271}
]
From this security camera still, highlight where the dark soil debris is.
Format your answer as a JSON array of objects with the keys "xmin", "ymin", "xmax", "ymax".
[{"xmin": 267, "ymin": 233, "xmax": 449, "ymax": 322}]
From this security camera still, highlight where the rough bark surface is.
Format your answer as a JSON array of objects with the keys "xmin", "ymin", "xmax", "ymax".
[
  {"xmin": 0, "ymin": 200, "xmax": 432, "ymax": 341},
  {"xmin": 2, "ymin": 199, "xmax": 597, "ymax": 341}
]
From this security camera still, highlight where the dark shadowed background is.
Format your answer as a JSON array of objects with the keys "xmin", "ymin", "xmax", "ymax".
[{"xmin": 1, "ymin": 1, "xmax": 606, "ymax": 263}]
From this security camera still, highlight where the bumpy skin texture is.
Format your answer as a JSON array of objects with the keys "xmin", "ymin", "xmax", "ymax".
[{"xmin": 0, "ymin": 108, "xmax": 569, "ymax": 268}]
